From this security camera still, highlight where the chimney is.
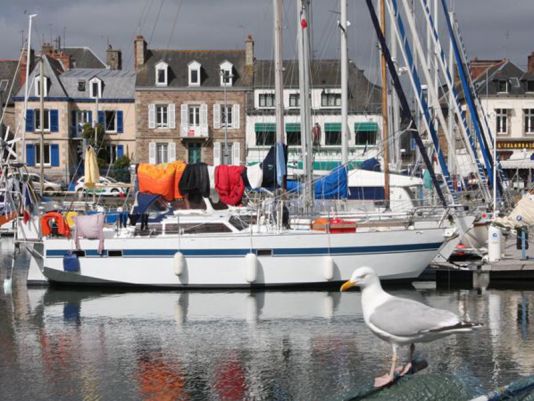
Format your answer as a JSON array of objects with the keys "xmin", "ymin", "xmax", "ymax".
[
  {"xmin": 245, "ymin": 34, "xmax": 254, "ymax": 67},
  {"xmin": 528, "ymin": 52, "xmax": 534, "ymax": 74},
  {"xmin": 41, "ymin": 42, "xmax": 54, "ymax": 57},
  {"xmin": 19, "ymin": 47, "xmax": 35, "ymax": 87},
  {"xmin": 58, "ymin": 51, "xmax": 71, "ymax": 71},
  {"xmin": 134, "ymin": 35, "xmax": 147, "ymax": 70},
  {"xmin": 106, "ymin": 45, "xmax": 122, "ymax": 70}
]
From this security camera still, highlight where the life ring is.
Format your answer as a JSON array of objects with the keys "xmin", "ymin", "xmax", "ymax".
[{"xmin": 41, "ymin": 212, "xmax": 71, "ymax": 237}]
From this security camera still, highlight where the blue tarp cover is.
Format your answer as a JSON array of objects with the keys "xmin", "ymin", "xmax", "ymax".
[{"xmin": 287, "ymin": 166, "xmax": 348, "ymax": 199}]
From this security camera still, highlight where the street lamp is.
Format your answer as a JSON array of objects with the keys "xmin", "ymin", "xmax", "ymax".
[{"xmin": 221, "ymin": 69, "xmax": 234, "ymax": 165}]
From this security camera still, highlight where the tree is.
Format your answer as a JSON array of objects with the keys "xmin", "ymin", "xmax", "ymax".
[{"xmin": 82, "ymin": 123, "xmax": 109, "ymax": 167}]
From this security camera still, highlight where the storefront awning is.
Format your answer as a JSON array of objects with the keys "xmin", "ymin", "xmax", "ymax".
[
  {"xmin": 325, "ymin": 123, "xmax": 341, "ymax": 133},
  {"xmin": 285, "ymin": 123, "xmax": 301, "ymax": 133},
  {"xmin": 354, "ymin": 122, "xmax": 379, "ymax": 132},
  {"xmin": 255, "ymin": 123, "xmax": 276, "ymax": 132}
]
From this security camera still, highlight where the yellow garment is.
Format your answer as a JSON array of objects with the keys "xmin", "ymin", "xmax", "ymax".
[
  {"xmin": 65, "ymin": 211, "xmax": 79, "ymax": 228},
  {"xmin": 84, "ymin": 146, "xmax": 100, "ymax": 188}
]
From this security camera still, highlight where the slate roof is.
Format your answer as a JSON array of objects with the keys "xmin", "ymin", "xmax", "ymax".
[
  {"xmin": 14, "ymin": 55, "xmax": 67, "ymax": 99},
  {"xmin": 61, "ymin": 69, "xmax": 135, "ymax": 99},
  {"xmin": 136, "ymin": 49, "xmax": 251, "ymax": 88},
  {"xmin": 251, "ymin": 59, "xmax": 381, "ymax": 114},
  {"xmin": 63, "ymin": 47, "xmax": 106, "ymax": 69},
  {"xmin": 0, "ymin": 60, "xmax": 21, "ymax": 105},
  {"xmin": 472, "ymin": 61, "xmax": 527, "ymax": 96}
]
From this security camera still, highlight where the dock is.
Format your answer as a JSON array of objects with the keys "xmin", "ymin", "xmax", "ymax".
[{"xmin": 432, "ymin": 233, "xmax": 534, "ymax": 289}]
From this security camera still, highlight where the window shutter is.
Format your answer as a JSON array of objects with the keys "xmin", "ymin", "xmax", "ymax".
[
  {"xmin": 232, "ymin": 104, "xmax": 240, "ymax": 129},
  {"xmin": 213, "ymin": 142, "xmax": 221, "ymax": 166},
  {"xmin": 200, "ymin": 103, "xmax": 208, "ymax": 135},
  {"xmin": 51, "ymin": 144, "xmax": 60, "ymax": 167},
  {"xmin": 149, "ymin": 142, "xmax": 156, "ymax": 164},
  {"xmin": 148, "ymin": 104, "xmax": 156, "ymax": 129},
  {"xmin": 71, "ymin": 110, "xmax": 76, "ymax": 128},
  {"xmin": 26, "ymin": 144, "xmax": 35, "ymax": 166},
  {"xmin": 117, "ymin": 145, "xmax": 124, "ymax": 158},
  {"xmin": 232, "ymin": 142, "xmax": 241, "ymax": 165},
  {"xmin": 213, "ymin": 104, "xmax": 221, "ymax": 129},
  {"xmin": 26, "ymin": 109, "xmax": 34, "ymax": 132},
  {"xmin": 180, "ymin": 104, "xmax": 188, "ymax": 136},
  {"xmin": 98, "ymin": 111, "xmax": 105, "ymax": 127},
  {"xmin": 87, "ymin": 111, "xmax": 93, "ymax": 126},
  {"xmin": 50, "ymin": 110, "xmax": 59, "ymax": 132},
  {"xmin": 168, "ymin": 142, "xmax": 176, "ymax": 162},
  {"xmin": 117, "ymin": 110, "xmax": 124, "ymax": 133},
  {"xmin": 168, "ymin": 104, "xmax": 176, "ymax": 129}
]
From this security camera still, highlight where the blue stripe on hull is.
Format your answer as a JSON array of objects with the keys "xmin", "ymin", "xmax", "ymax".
[{"xmin": 46, "ymin": 242, "xmax": 443, "ymax": 258}]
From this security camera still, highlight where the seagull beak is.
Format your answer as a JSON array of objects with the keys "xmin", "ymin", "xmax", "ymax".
[{"xmin": 340, "ymin": 280, "xmax": 356, "ymax": 292}]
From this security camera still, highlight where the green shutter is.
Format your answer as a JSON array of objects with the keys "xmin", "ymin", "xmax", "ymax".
[
  {"xmin": 324, "ymin": 123, "xmax": 342, "ymax": 132},
  {"xmin": 285, "ymin": 123, "xmax": 301, "ymax": 133},
  {"xmin": 354, "ymin": 122, "xmax": 379, "ymax": 132},
  {"xmin": 255, "ymin": 122, "xmax": 276, "ymax": 132}
]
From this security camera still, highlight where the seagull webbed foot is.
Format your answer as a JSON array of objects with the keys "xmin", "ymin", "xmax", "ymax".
[{"xmin": 374, "ymin": 373, "xmax": 395, "ymax": 388}]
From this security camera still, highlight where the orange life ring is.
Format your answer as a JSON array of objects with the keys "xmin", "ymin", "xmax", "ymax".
[{"xmin": 41, "ymin": 212, "xmax": 71, "ymax": 237}]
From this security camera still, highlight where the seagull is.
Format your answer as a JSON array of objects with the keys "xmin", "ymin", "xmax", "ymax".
[{"xmin": 340, "ymin": 266, "xmax": 480, "ymax": 388}]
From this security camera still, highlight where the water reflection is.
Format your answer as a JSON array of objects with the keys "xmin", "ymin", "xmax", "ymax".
[{"xmin": 1, "ymin": 260, "xmax": 534, "ymax": 399}]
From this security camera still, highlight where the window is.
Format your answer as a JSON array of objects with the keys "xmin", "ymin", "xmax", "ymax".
[
  {"xmin": 325, "ymin": 130, "xmax": 341, "ymax": 145},
  {"xmin": 255, "ymin": 130, "xmax": 275, "ymax": 146},
  {"xmin": 188, "ymin": 61, "xmax": 201, "ymax": 86},
  {"xmin": 321, "ymin": 92, "xmax": 341, "ymax": 107},
  {"xmin": 525, "ymin": 109, "xmax": 534, "ymax": 134},
  {"xmin": 0, "ymin": 79, "xmax": 8, "ymax": 92},
  {"xmin": 156, "ymin": 143, "xmax": 169, "ymax": 164},
  {"xmin": 105, "ymin": 111, "xmax": 117, "ymax": 132},
  {"xmin": 34, "ymin": 109, "xmax": 50, "ymax": 131},
  {"xmin": 156, "ymin": 104, "xmax": 169, "ymax": 128},
  {"xmin": 75, "ymin": 110, "xmax": 91, "ymax": 136},
  {"xmin": 289, "ymin": 94, "xmax": 300, "ymax": 108},
  {"xmin": 259, "ymin": 93, "xmax": 275, "ymax": 108},
  {"xmin": 221, "ymin": 105, "xmax": 232, "ymax": 127},
  {"xmin": 527, "ymin": 81, "xmax": 534, "ymax": 92},
  {"xmin": 188, "ymin": 143, "xmax": 201, "ymax": 163},
  {"xmin": 104, "ymin": 145, "xmax": 123, "ymax": 164},
  {"xmin": 78, "ymin": 80, "xmax": 86, "ymax": 91},
  {"xmin": 189, "ymin": 105, "xmax": 200, "ymax": 126},
  {"xmin": 287, "ymin": 131, "xmax": 301, "ymax": 146},
  {"xmin": 155, "ymin": 62, "xmax": 168, "ymax": 86},
  {"xmin": 34, "ymin": 76, "xmax": 48, "ymax": 97},
  {"xmin": 220, "ymin": 61, "xmax": 233, "ymax": 87},
  {"xmin": 89, "ymin": 78, "xmax": 102, "ymax": 98},
  {"xmin": 355, "ymin": 131, "xmax": 377, "ymax": 146},
  {"xmin": 496, "ymin": 80, "xmax": 508, "ymax": 93},
  {"xmin": 495, "ymin": 108, "xmax": 508, "ymax": 134},
  {"xmin": 35, "ymin": 144, "xmax": 51, "ymax": 166}
]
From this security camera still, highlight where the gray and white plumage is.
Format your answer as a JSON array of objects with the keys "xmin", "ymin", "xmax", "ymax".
[{"xmin": 341, "ymin": 266, "xmax": 478, "ymax": 345}]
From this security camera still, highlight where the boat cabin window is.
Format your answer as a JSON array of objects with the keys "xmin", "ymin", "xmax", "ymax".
[{"xmin": 229, "ymin": 216, "xmax": 249, "ymax": 231}]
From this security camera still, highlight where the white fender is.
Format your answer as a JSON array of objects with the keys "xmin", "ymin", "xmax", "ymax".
[
  {"xmin": 173, "ymin": 252, "xmax": 186, "ymax": 276},
  {"xmin": 245, "ymin": 252, "xmax": 258, "ymax": 283},
  {"xmin": 324, "ymin": 255, "xmax": 335, "ymax": 281}
]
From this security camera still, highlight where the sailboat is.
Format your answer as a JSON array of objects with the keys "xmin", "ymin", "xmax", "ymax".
[{"xmin": 16, "ymin": 0, "xmax": 455, "ymax": 288}]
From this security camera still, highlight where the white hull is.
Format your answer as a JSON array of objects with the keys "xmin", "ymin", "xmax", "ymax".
[{"xmin": 40, "ymin": 227, "xmax": 446, "ymax": 288}]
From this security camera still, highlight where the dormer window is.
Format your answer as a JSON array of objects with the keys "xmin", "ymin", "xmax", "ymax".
[
  {"xmin": 89, "ymin": 77, "xmax": 102, "ymax": 98},
  {"xmin": 34, "ymin": 75, "xmax": 48, "ymax": 97},
  {"xmin": 220, "ymin": 61, "xmax": 233, "ymax": 87},
  {"xmin": 496, "ymin": 80, "xmax": 508, "ymax": 93},
  {"xmin": 188, "ymin": 61, "xmax": 201, "ymax": 87},
  {"xmin": 155, "ymin": 61, "xmax": 168, "ymax": 86},
  {"xmin": 526, "ymin": 80, "xmax": 534, "ymax": 93}
]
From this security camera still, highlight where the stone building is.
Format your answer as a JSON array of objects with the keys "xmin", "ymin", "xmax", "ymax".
[{"xmin": 134, "ymin": 35, "xmax": 253, "ymax": 165}]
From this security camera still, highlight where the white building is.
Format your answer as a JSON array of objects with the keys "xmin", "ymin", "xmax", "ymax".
[{"xmin": 246, "ymin": 60, "xmax": 383, "ymax": 171}]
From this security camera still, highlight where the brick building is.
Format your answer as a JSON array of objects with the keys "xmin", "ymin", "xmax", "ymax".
[{"xmin": 134, "ymin": 35, "xmax": 253, "ymax": 165}]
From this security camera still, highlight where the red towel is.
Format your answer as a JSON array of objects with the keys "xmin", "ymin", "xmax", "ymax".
[{"xmin": 215, "ymin": 165, "xmax": 246, "ymax": 206}]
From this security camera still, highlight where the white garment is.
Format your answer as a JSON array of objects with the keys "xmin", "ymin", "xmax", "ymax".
[{"xmin": 247, "ymin": 164, "xmax": 263, "ymax": 189}]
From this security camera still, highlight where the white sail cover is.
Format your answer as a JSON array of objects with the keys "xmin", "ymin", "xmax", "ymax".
[{"xmin": 494, "ymin": 192, "xmax": 534, "ymax": 229}]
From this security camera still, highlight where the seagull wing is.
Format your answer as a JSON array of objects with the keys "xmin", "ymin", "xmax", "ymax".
[{"xmin": 369, "ymin": 297, "xmax": 460, "ymax": 338}]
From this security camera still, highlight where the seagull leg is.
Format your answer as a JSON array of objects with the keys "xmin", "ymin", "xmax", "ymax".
[
  {"xmin": 398, "ymin": 343, "xmax": 415, "ymax": 376},
  {"xmin": 374, "ymin": 344, "xmax": 397, "ymax": 388}
]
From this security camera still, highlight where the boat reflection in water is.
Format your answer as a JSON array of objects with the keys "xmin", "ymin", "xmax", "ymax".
[{"xmin": 5, "ymin": 287, "xmax": 534, "ymax": 401}]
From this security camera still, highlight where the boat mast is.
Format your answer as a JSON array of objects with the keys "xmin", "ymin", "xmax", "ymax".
[
  {"xmin": 273, "ymin": 0, "xmax": 285, "ymax": 148},
  {"xmin": 380, "ymin": 0, "xmax": 390, "ymax": 209},
  {"xmin": 340, "ymin": 0, "xmax": 348, "ymax": 166},
  {"xmin": 297, "ymin": 0, "xmax": 313, "ymax": 212},
  {"xmin": 39, "ymin": 56, "xmax": 44, "ymax": 196},
  {"xmin": 22, "ymin": 14, "xmax": 37, "ymax": 163}
]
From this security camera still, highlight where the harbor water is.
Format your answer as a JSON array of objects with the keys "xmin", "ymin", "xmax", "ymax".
[{"xmin": 1, "ymin": 238, "xmax": 534, "ymax": 401}]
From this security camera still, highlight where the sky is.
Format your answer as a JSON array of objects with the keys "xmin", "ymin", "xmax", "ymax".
[{"xmin": 0, "ymin": 0, "xmax": 532, "ymax": 79}]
